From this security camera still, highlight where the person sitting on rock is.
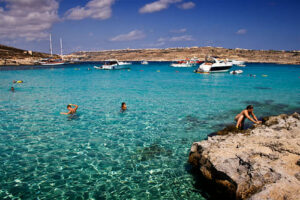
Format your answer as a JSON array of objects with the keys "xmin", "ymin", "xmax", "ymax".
[{"xmin": 235, "ymin": 105, "xmax": 262, "ymax": 129}]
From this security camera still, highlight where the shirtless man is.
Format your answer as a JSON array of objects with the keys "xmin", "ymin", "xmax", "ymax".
[
  {"xmin": 60, "ymin": 104, "xmax": 78, "ymax": 115},
  {"xmin": 235, "ymin": 105, "xmax": 261, "ymax": 129}
]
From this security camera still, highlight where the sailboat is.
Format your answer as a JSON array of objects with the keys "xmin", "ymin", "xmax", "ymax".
[{"xmin": 40, "ymin": 34, "xmax": 65, "ymax": 66}]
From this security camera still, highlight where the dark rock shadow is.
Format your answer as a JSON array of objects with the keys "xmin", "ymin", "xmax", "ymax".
[{"xmin": 185, "ymin": 163, "xmax": 235, "ymax": 200}]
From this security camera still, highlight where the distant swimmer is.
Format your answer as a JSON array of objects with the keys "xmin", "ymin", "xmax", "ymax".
[
  {"xmin": 11, "ymin": 87, "xmax": 15, "ymax": 92},
  {"xmin": 13, "ymin": 80, "xmax": 23, "ymax": 83},
  {"xmin": 120, "ymin": 102, "xmax": 127, "ymax": 112},
  {"xmin": 60, "ymin": 104, "xmax": 78, "ymax": 115},
  {"xmin": 235, "ymin": 105, "xmax": 262, "ymax": 129}
]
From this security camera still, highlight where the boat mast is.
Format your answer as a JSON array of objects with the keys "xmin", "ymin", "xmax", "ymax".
[
  {"xmin": 49, "ymin": 34, "xmax": 53, "ymax": 56},
  {"xmin": 60, "ymin": 37, "xmax": 63, "ymax": 57}
]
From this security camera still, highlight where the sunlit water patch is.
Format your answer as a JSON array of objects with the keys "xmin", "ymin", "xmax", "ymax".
[{"xmin": 0, "ymin": 62, "xmax": 299, "ymax": 199}]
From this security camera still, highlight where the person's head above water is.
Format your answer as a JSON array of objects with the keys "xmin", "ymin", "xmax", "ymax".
[
  {"xmin": 121, "ymin": 102, "xmax": 127, "ymax": 110},
  {"xmin": 246, "ymin": 105, "xmax": 253, "ymax": 111},
  {"xmin": 67, "ymin": 104, "xmax": 72, "ymax": 109}
]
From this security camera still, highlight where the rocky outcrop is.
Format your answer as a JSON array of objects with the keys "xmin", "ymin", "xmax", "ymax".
[
  {"xmin": 189, "ymin": 113, "xmax": 300, "ymax": 200},
  {"xmin": 0, "ymin": 44, "xmax": 51, "ymax": 66},
  {"xmin": 71, "ymin": 47, "xmax": 300, "ymax": 65}
]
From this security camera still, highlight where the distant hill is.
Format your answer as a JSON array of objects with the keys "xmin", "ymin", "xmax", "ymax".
[
  {"xmin": 0, "ymin": 44, "xmax": 49, "ymax": 59},
  {"xmin": 0, "ymin": 44, "xmax": 51, "ymax": 66},
  {"xmin": 71, "ymin": 47, "xmax": 300, "ymax": 65}
]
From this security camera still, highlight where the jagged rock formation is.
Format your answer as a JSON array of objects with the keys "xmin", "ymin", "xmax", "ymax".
[
  {"xmin": 71, "ymin": 47, "xmax": 300, "ymax": 65},
  {"xmin": 189, "ymin": 113, "xmax": 300, "ymax": 200},
  {"xmin": 0, "ymin": 44, "xmax": 50, "ymax": 66}
]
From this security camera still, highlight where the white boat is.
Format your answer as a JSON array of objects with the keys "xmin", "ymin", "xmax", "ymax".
[
  {"xmin": 227, "ymin": 59, "xmax": 245, "ymax": 66},
  {"xmin": 170, "ymin": 60, "xmax": 193, "ymax": 67},
  {"xmin": 230, "ymin": 70, "xmax": 243, "ymax": 74},
  {"xmin": 196, "ymin": 57, "xmax": 232, "ymax": 72},
  {"xmin": 94, "ymin": 60, "xmax": 129, "ymax": 70},
  {"xmin": 141, "ymin": 60, "xmax": 149, "ymax": 65},
  {"xmin": 40, "ymin": 59, "xmax": 65, "ymax": 66},
  {"xmin": 118, "ymin": 61, "xmax": 132, "ymax": 65},
  {"xmin": 40, "ymin": 35, "xmax": 65, "ymax": 66}
]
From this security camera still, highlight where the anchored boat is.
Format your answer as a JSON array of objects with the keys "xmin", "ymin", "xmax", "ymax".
[{"xmin": 195, "ymin": 57, "xmax": 232, "ymax": 73}]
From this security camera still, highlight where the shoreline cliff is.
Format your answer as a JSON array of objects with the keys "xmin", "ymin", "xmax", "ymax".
[
  {"xmin": 188, "ymin": 113, "xmax": 300, "ymax": 200},
  {"xmin": 71, "ymin": 47, "xmax": 300, "ymax": 65}
]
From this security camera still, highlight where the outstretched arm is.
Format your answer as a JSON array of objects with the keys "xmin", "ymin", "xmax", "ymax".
[
  {"xmin": 251, "ymin": 112, "xmax": 262, "ymax": 123},
  {"xmin": 244, "ymin": 111, "xmax": 257, "ymax": 123},
  {"xmin": 60, "ymin": 111, "xmax": 71, "ymax": 115}
]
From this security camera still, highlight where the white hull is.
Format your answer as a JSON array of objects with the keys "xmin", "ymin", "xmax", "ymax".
[
  {"xmin": 40, "ymin": 62, "xmax": 65, "ymax": 66},
  {"xmin": 229, "ymin": 60, "xmax": 245, "ymax": 65},
  {"xmin": 141, "ymin": 61, "xmax": 149, "ymax": 65},
  {"xmin": 170, "ymin": 63, "xmax": 193, "ymax": 67},
  {"xmin": 94, "ymin": 65, "xmax": 128, "ymax": 70},
  {"xmin": 118, "ymin": 61, "xmax": 132, "ymax": 65},
  {"xmin": 230, "ymin": 70, "xmax": 243, "ymax": 74},
  {"xmin": 197, "ymin": 58, "xmax": 232, "ymax": 73}
]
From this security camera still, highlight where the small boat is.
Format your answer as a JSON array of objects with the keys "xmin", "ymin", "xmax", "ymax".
[
  {"xmin": 94, "ymin": 60, "xmax": 129, "ymax": 70},
  {"xmin": 227, "ymin": 59, "xmax": 245, "ymax": 66},
  {"xmin": 237, "ymin": 64, "xmax": 246, "ymax": 67},
  {"xmin": 40, "ymin": 58, "xmax": 65, "ymax": 66},
  {"xmin": 190, "ymin": 57, "xmax": 204, "ymax": 66},
  {"xmin": 118, "ymin": 61, "xmax": 132, "ymax": 65},
  {"xmin": 141, "ymin": 60, "xmax": 149, "ymax": 65},
  {"xmin": 170, "ymin": 60, "xmax": 193, "ymax": 67},
  {"xmin": 230, "ymin": 70, "xmax": 243, "ymax": 74},
  {"xmin": 196, "ymin": 57, "xmax": 232, "ymax": 73}
]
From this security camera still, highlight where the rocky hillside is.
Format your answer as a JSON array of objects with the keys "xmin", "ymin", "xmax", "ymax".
[
  {"xmin": 71, "ymin": 47, "xmax": 300, "ymax": 65},
  {"xmin": 0, "ymin": 44, "xmax": 50, "ymax": 66},
  {"xmin": 188, "ymin": 113, "xmax": 300, "ymax": 200}
]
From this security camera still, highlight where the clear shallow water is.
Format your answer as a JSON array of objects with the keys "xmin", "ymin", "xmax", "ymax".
[{"xmin": 0, "ymin": 62, "xmax": 300, "ymax": 199}]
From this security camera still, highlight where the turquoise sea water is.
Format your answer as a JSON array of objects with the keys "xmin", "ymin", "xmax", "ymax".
[{"xmin": 0, "ymin": 62, "xmax": 300, "ymax": 199}]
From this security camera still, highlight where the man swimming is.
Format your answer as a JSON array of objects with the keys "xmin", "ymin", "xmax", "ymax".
[
  {"xmin": 235, "ymin": 105, "xmax": 262, "ymax": 129},
  {"xmin": 120, "ymin": 102, "xmax": 127, "ymax": 112},
  {"xmin": 60, "ymin": 104, "xmax": 78, "ymax": 115}
]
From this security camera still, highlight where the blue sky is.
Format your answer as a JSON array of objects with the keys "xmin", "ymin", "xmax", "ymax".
[{"xmin": 0, "ymin": 0, "xmax": 299, "ymax": 54}]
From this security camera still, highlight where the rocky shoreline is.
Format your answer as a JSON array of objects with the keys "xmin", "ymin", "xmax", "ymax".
[
  {"xmin": 71, "ymin": 47, "xmax": 300, "ymax": 65},
  {"xmin": 188, "ymin": 113, "xmax": 300, "ymax": 200},
  {"xmin": 1, "ymin": 44, "xmax": 300, "ymax": 66}
]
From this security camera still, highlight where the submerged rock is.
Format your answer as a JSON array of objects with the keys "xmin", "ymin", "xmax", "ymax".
[{"xmin": 188, "ymin": 113, "xmax": 300, "ymax": 200}]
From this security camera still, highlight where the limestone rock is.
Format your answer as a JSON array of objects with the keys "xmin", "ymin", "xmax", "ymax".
[{"xmin": 189, "ymin": 113, "xmax": 300, "ymax": 200}]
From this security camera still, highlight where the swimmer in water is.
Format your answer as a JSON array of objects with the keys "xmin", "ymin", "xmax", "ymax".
[
  {"xmin": 120, "ymin": 102, "xmax": 127, "ymax": 112},
  {"xmin": 60, "ymin": 104, "xmax": 78, "ymax": 115},
  {"xmin": 235, "ymin": 105, "xmax": 262, "ymax": 129},
  {"xmin": 11, "ymin": 87, "xmax": 15, "ymax": 92}
]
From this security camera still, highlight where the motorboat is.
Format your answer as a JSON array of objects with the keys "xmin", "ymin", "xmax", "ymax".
[
  {"xmin": 196, "ymin": 57, "xmax": 232, "ymax": 73},
  {"xmin": 227, "ymin": 59, "xmax": 245, "ymax": 66},
  {"xmin": 230, "ymin": 70, "xmax": 243, "ymax": 74},
  {"xmin": 170, "ymin": 60, "xmax": 193, "ymax": 67},
  {"xmin": 141, "ymin": 60, "xmax": 149, "ymax": 65},
  {"xmin": 190, "ymin": 57, "xmax": 204, "ymax": 66},
  {"xmin": 118, "ymin": 61, "xmax": 132, "ymax": 65},
  {"xmin": 94, "ymin": 60, "xmax": 129, "ymax": 70}
]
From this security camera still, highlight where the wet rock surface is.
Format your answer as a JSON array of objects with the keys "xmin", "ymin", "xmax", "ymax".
[{"xmin": 189, "ymin": 113, "xmax": 300, "ymax": 200}]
